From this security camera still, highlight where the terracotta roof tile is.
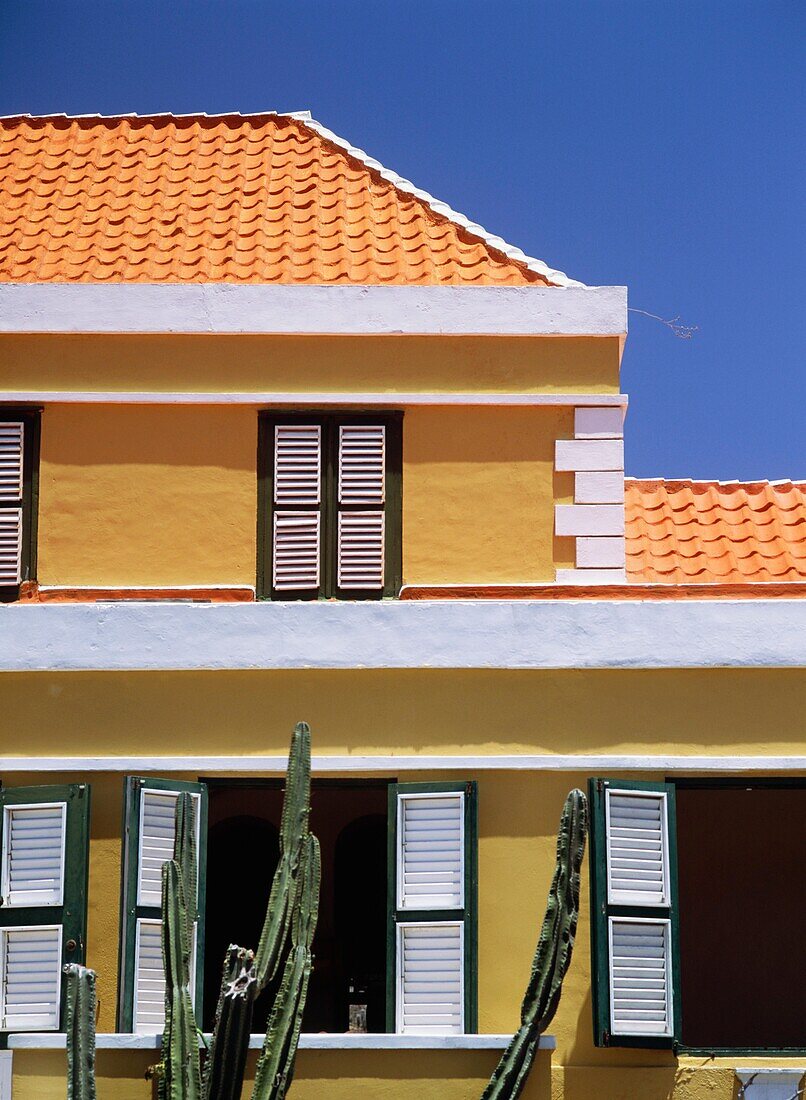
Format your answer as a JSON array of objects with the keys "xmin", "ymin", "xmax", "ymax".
[
  {"xmin": 626, "ymin": 479, "xmax": 806, "ymax": 584},
  {"xmin": 0, "ymin": 112, "xmax": 578, "ymax": 286}
]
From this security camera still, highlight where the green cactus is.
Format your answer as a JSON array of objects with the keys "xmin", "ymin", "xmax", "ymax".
[
  {"xmin": 254, "ymin": 722, "xmax": 313, "ymax": 991},
  {"xmin": 251, "ymin": 833, "xmax": 321, "ymax": 1100},
  {"xmin": 201, "ymin": 945, "xmax": 257, "ymax": 1100},
  {"xmin": 64, "ymin": 963, "xmax": 97, "ymax": 1100},
  {"xmin": 158, "ymin": 794, "xmax": 202, "ymax": 1100},
  {"xmin": 481, "ymin": 789, "xmax": 588, "ymax": 1100}
]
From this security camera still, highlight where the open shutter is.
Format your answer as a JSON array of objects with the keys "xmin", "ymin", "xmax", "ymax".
[
  {"xmin": 0, "ymin": 784, "xmax": 90, "ymax": 1033},
  {"xmin": 0, "ymin": 421, "xmax": 25, "ymax": 586},
  {"xmin": 589, "ymin": 779, "xmax": 680, "ymax": 1048},
  {"xmin": 269, "ymin": 422, "xmax": 323, "ymax": 597},
  {"xmin": 118, "ymin": 778, "xmax": 207, "ymax": 1033},
  {"xmin": 388, "ymin": 782, "xmax": 477, "ymax": 1035}
]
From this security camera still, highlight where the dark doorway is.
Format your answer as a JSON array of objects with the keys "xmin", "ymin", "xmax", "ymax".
[
  {"xmin": 203, "ymin": 780, "xmax": 389, "ymax": 1033},
  {"xmin": 676, "ymin": 783, "xmax": 806, "ymax": 1049}
]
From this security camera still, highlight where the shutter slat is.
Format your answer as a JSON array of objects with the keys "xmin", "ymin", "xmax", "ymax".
[
  {"xmin": 338, "ymin": 424, "xmax": 385, "ymax": 504},
  {"xmin": 273, "ymin": 512, "xmax": 320, "ymax": 591},
  {"xmin": 0, "ymin": 423, "xmax": 24, "ymax": 503},
  {"xmin": 399, "ymin": 794, "xmax": 464, "ymax": 910},
  {"xmin": 0, "ymin": 926, "xmax": 62, "ymax": 1031},
  {"xmin": 0, "ymin": 508, "xmax": 23, "ymax": 585},
  {"xmin": 134, "ymin": 918, "xmax": 197, "ymax": 1034},
  {"xmin": 2, "ymin": 804, "xmax": 66, "ymax": 907},
  {"xmin": 606, "ymin": 789, "xmax": 669, "ymax": 906},
  {"xmin": 609, "ymin": 919, "xmax": 672, "ymax": 1037},
  {"xmin": 274, "ymin": 425, "xmax": 321, "ymax": 504},
  {"xmin": 337, "ymin": 512, "xmax": 384, "ymax": 590},
  {"xmin": 398, "ymin": 924, "xmax": 463, "ymax": 1035},
  {"xmin": 137, "ymin": 790, "xmax": 200, "ymax": 908}
]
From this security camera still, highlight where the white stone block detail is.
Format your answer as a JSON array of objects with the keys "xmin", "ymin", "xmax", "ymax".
[
  {"xmin": 555, "ymin": 568, "xmax": 627, "ymax": 584},
  {"xmin": 576, "ymin": 536, "xmax": 626, "ymax": 569},
  {"xmin": 555, "ymin": 439, "xmax": 624, "ymax": 472},
  {"xmin": 574, "ymin": 407, "xmax": 624, "ymax": 438},
  {"xmin": 574, "ymin": 471, "xmax": 625, "ymax": 504},
  {"xmin": 555, "ymin": 504, "xmax": 625, "ymax": 537}
]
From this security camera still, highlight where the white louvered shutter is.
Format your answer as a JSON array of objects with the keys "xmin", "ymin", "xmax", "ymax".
[
  {"xmin": 337, "ymin": 424, "xmax": 386, "ymax": 591},
  {"xmin": 133, "ymin": 918, "xmax": 197, "ymax": 1034},
  {"xmin": 608, "ymin": 918, "xmax": 672, "ymax": 1036},
  {"xmin": 397, "ymin": 923, "xmax": 464, "ymax": 1035},
  {"xmin": 393, "ymin": 786, "xmax": 474, "ymax": 1036},
  {"xmin": 0, "ymin": 421, "xmax": 24, "ymax": 586},
  {"xmin": 593, "ymin": 780, "xmax": 678, "ymax": 1047},
  {"xmin": 272, "ymin": 424, "xmax": 322, "ymax": 592},
  {"xmin": 398, "ymin": 793, "xmax": 464, "ymax": 910},
  {"xmin": 605, "ymin": 789, "xmax": 670, "ymax": 906},
  {"xmin": 1, "ymin": 803, "xmax": 66, "ymax": 907},
  {"xmin": 137, "ymin": 790, "xmax": 200, "ymax": 908},
  {"xmin": 0, "ymin": 926, "xmax": 62, "ymax": 1030}
]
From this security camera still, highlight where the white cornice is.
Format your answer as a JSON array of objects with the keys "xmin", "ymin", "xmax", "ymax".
[
  {"xmin": 0, "ymin": 599, "xmax": 803, "ymax": 671},
  {"xmin": 0, "ymin": 392, "xmax": 628, "ymax": 407},
  {"xmin": 0, "ymin": 284, "xmax": 627, "ymax": 336}
]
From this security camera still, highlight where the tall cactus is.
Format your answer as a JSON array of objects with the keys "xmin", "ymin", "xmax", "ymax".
[
  {"xmin": 201, "ymin": 945, "xmax": 257, "ymax": 1100},
  {"xmin": 252, "ymin": 833, "xmax": 321, "ymax": 1100},
  {"xmin": 158, "ymin": 793, "xmax": 202, "ymax": 1100},
  {"xmin": 481, "ymin": 789, "xmax": 588, "ymax": 1100},
  {"xmin": 254, "ymin": 722, "xmax": 312, "ymax": 991},
  {"xmin": 64, "ymin": 963, "xmax": 97, "ymax": 1100}
]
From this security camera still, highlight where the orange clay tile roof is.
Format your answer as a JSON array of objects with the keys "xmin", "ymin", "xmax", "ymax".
[
  {"xmin": 0, "ymin": 111, "xmax": 579, "ymax": 286},
  {"xmin": 626, "ymin": 479, "xmax": 806, "ymax": 584}
]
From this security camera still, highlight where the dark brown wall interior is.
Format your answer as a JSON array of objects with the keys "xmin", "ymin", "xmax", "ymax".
[{"xmin": 676, "ymin": 785, "xmax": 806, "ymax": 1049}]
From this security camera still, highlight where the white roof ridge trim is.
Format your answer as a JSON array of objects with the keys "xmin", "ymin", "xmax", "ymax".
[
  {"xmin": 626, "ymin": 476, "xmax": 806, "ymax": 488},
  {"xmin": 1, "ymin": 110, "xmax": 584, "ymax": 290}
]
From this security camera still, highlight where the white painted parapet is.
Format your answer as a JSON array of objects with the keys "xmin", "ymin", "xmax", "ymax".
[
  {"xmin": 555, "ymin": 406, "xmax": 626, "ymax": 584},
  {"xmin": 736, "ymin": 1069, "xmax": 806, "ymax": 1100}
]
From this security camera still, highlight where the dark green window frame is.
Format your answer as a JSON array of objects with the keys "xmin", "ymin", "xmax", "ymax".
[
  {"xmin": 386, "ymin": 781, "xmax": 478, "ymax": 1035},
  {"xmin": 117, "ymin": 777, "xmax": 208, "ymax": 1033},
  {"xmin": 0, "ymin": 783, "xmax": 91, "ymax": 1034},
  {"xmin": 0, "ymin": 407, "xmax": 40, "ymax": 601},
  {"xmin": 257, "ymin": 411, "xmax": 403, "ymax": 600}
]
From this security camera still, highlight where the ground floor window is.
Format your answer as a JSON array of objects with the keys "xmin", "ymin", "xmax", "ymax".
[{"xmin": 589, "ymin": 778, "xmax": 806, "ymax": 1052}]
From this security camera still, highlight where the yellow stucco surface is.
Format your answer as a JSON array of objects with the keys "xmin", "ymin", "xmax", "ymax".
[
  {"xmin": 36, "ymin": 403, "xmax": 574, "ymax": 586},
  {"xmin": 0, "ymin": 334, "xmax": 621, "ymax": 395}
]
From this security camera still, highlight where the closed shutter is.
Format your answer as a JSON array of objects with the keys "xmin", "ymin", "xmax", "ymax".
[
  {"xmin": 388, "ymin": 783, "xmax": 477, "ymax": 1035},
  {"xmin": 0, "ymin": 784, "xmax": 91, "ymax": 1033},
  {"xmin": 0, "ymin": 420, "xmax": 24, "ymax": 586},
  {"xmin": 259, "ymin": 413, "xmax": 402, "ymax": 600},
  {"xmin": 118, "ymin": 778, "xmax": 207, "ymax": 1034},
  {"xmin": 590, "ymin": 779, "xmax": 680, "ymax": 1047}
]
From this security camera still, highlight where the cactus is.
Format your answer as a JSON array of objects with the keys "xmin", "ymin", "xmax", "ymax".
[
  {"xmin": 158, "ymin": 793, "xmax": 202, "ymax": 1100},
  {"xmin": 254, "ymin": 722, "xmax": 312, "ymax": 992},
  {"xmin": 481, "ymin": 789, "xmax": 588, "ymax": 1100},
  {"xmin": 251, "ymin": 833, "xmax": 321, "ymax": 1100},
  {"xmin": 201, "ymin": 945, "xmax": 257, "ymax": 1100},
  {"xmin": 64, "ymin": 963, "xmax": 97, "ymax": 1100}
]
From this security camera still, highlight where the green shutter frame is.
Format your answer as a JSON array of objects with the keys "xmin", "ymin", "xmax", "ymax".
[
  {"xmin": 386, "ymin": 781, "xmax": 478, "ymax": 1035},
  {"xmin": 0, "ymin": 783, "xmax": 91, "ymax": 1033},
  {"xmin": 117, "ymin": 777, "xmax": 208, "ymax": 1033},
  {"xmin": 589, "ymin": 777, "xmax": 681, "ymax": 1049},
  {"xmin": 258, "ymin": 411, "xmax": 403, "ymax": 600}
]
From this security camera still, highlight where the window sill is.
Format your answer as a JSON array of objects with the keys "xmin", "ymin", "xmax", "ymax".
[{"xmin": 6, "ymin": 1032, "xmax": 555, "ymax": 1052}]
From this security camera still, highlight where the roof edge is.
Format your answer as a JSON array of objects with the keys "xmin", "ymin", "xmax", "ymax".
[{"xmin": 1, "ymin": 110, "xmax": 585, "ymax": 289}]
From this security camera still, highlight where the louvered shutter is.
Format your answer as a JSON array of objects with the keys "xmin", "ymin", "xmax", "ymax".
[
  {"xmin": 590, "ymin": 779, "xmax": 680, "ymax": 1047},
  {"xmin": 389, "ymin": 783, "xmax": 477, "ymax": 1035},
  {"xmin": 0, "ymin": 420, "xmax": 25, "ymax": 586},
  {"xmin": 118, "ymin": 778, "xmax": 207, "ymax": 1033},
  {"xmin": 0, "ymin": 784, "xmax": 91, "ymax": 1033},
  {"xmin": 270, "ymin": 424, "xmax": 322, "ymax": 594},
  {"xmin": 336, "ymin": 424, "xmax": 386, "ymax": 591}
]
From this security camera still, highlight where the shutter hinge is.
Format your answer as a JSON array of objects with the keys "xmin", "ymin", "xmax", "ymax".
[
  {"xmin": 602, "ymin": 1029, "xmax": 610, "ymax": 1046},
  {"xmin": 596, "ymin": 779, "xmax": 605, "ymax": 794}
]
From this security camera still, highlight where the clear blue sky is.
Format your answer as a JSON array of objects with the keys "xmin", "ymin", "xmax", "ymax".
[{"xmin": 1, "ymin": 1, "xmax": 803, "ymax": 479}]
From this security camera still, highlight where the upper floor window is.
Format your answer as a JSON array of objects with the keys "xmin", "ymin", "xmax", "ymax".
[
  {"xmin": 258, "ymin": 412, "xmax": 402, "ymax": 600},
  {"xmin": 0, "ymin": 409, "xmax": 39, "ymax": 598}
]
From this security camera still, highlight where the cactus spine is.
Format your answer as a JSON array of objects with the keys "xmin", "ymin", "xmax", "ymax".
[
  {"xmin": 252, "ymin": 833, "xmax": 321, "ymax": 1100},
  {"xmin": 158, "ymin": 792, "xmax": 202, "ymax": 1100},
  {"xmin": 481, "ymin": 789, "xmax": 588, "ymax": 1100},
  {"xmin": 254, "ymin": 722, "xmax": 313, "ymax": 992},
  {"xmin": 64, "ymin": 963, "xmax": 97, "ymax": 1100}
]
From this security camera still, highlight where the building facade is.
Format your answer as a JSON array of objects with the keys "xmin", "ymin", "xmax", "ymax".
[{"xmin": 0, "ymin": 112, "xmax": 804, "ymax": 1100}]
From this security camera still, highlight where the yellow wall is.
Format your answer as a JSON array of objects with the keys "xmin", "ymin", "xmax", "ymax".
[
  {"xmin": 0, "ymin": 334, "xmax": 621, "ymax": 395},
  {"xmin": 37, "ymin": 403, "xmax": 575, "ymax": 586}
]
